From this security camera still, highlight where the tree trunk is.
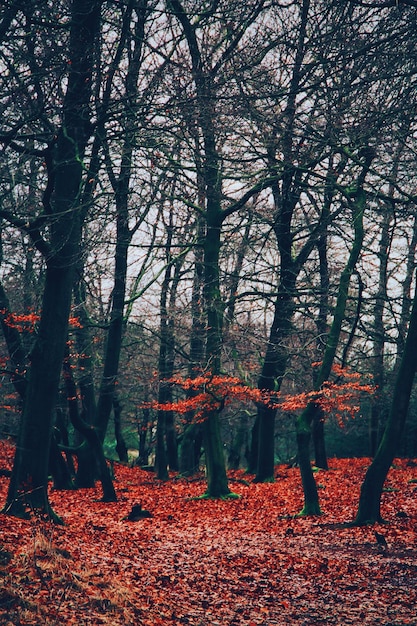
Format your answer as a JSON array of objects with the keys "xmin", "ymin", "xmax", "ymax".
[
  {"xmin": 169, "ymin": 0, "xmax": 230, "ymax": 497},
  {"xmin": 296, "ymin": 163, "xmax": 370, "ymax": 515},
  {"xmin": 254, "ymin": 264, "xmax": 298, "ymax": 481},
  {"xmin": 254, "ymin": 405, "xmax": 276, "ymax": 481},
  {"xmin": 312, "ymin": 411, "xmax": 328, "ymax": 470},
  {"xmin": 179, "ymin": 423, "xmax": 203, "ymax": 475},
  {"xmin": 203, "ymin": 411, "xmax": 230, "ymax": 498},
  {"xmin": 62, "ymin": 354, "xmax": 117, "ymax": 502},
  {"xmin": 370, "ymin": 199, "xmax": 392, "ymax": 456},
  {"xmin": 354, "ymin": 275, "xmax": 417, "ymax": 525},
  {"xmin": 5, "ymin": 265, "xmax": 82, "ymax": 521},
  {"xmin": 297, "ymin": 404, "xmax": 322, "ymax": 516},
  {"xmin": 137, "ymin": 407, "xmax": 150, "ymax": 466},
  {"xmin": 114, "ymin": 395, "xmax": 128, "ymax": 463},
  {"xmin": 95, "ymin": 3, "xmax": 146, "ymax": 444},
  {"xmin": 3, "ymin": 0, "xmax": 102, "ymax": 522}
]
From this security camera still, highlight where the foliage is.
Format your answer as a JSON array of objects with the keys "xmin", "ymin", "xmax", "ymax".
[
  {"xmin": 1, "ymin": 439, "xmax": 416, "ymax": 625},
  {"xmin": 0, "ymin": 311, "xmax": 82, "ymax": 334},
  {"xmin": 277, "ymin": 363, "xmax": 376, "ymax": 426},
  {"xmin": 145, "ymin": 365, "xmax": 375, "ymax": 426}
]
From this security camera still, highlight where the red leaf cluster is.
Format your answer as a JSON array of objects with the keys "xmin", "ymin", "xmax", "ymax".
[
  {"xmin": 1, "ymin": 439, "xmax": 416, "ymax": 625},
  {"xmin": 145, "ymin": 366, "xmax": 375, "ymax": 426}
]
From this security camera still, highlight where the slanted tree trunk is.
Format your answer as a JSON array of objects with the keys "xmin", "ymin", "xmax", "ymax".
[
  {"xmin": 370, "ymin": 207, "xmax": 392, "ymax": 456},
  {"xmin": 296, "ymin": 156, "xmax": 371, "ymax": 515},
  {"xmin": 354, "ymin": 276, "xmax": 417, "ymax": 525},
  {"xmin": 3, "ymin": 0, "xmax": 101, "ymax": 522}
]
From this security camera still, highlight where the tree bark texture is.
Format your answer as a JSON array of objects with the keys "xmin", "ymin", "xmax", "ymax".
[
  {"xmin": 296, "ymin": 175, "xmax": 368, "ymax": 516},
  {"xmin": 4, "ymin": 0, "xmax": 102, "ymax": 521},
  {"xmin": 354, "ymin": 274, "xmax": 417, "ymax": 524}
]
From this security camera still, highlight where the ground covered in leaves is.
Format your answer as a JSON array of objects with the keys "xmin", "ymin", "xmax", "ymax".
[{"xmin": 1, "ymin": 440, "xmax": 417, "ymax": 625}]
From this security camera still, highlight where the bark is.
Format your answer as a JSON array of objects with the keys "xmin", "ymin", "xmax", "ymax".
[
  {"xmin": 137, "ymin": 406, "xmax": 151, "ymax": 466},
  {"xmin": 354, "ymin": 275, "xmax": 417, "ymax": 524},
  {"xmin": 3, "ymin": 0, "xmax": 102, "ymax": 522},
  {"xmin": 311, "ymin": 156, "xmax": 338, "ymax": 470},
  {"xmin": 228, "ymin": 416, "xmax": 249, "ymax": 470},
  {"xmin": 370, "ymin": 208, "xmax": 392, "ymax": 456},
  {"xmin": 296, "ymin": 164, "xmax": 370, "ymax": 515},
  {"xmin": 168, "ymin": 0, "xmax": 230, "ymax": 496},
  {"xmin": 71, "ymin": 275, "xmax": 97, "ymax": 487},
  {"xmin": 179, "ymin": 423, "xmax": 203, "ymax": 475},
  {"xmin": 155, "ymin": 214, "xmax": 181, "ymax": 479},
  {"xmin": 114, "ymin": 395, "xmax": 128, "ymax": 463},
  {"xmin": 254, "ymin": 275, "xmax": 297, "ymax": 481},
  {"xmin": 312, "ymin": 412, "xmax": 328, "ymax": 471},
  {"xmin": 0, "ymin": 280, "xmax": 28, "ymax": 401},
  {"xmin": 180, "ymin": 216, "xmax": 205, "ymax": 476},
  {"xmin": 203, "ymin": 409, "xmax": 229, "ymax": 498},
  {"xmin": 254, "ymin": 0, "xmax": 310, "ymax": 482},
  {"xmin": 95, "ymin": 2, "xmax": 148, "ymax": 444},
  {"xmin": 62, "ymin": 354, "xmax": 117, "ymax": 502}
]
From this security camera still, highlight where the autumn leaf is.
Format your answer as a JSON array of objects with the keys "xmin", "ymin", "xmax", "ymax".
[{"xmin": 0, "ymin": 440, "xmax": 416, "ymax": 626}]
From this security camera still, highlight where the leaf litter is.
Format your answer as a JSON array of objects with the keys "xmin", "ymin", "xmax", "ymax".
[{"xmin": 0, "ymin": 439, "xmax": 416, "ymax": 625}]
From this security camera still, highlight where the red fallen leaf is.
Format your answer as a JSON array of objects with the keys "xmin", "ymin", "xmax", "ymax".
[{"xmin": 0, "ymin": 453, "xmax": 416, "ymax": 625}]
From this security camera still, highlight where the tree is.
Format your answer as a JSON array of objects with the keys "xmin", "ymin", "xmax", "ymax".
[
  {"xmin": 295, "ymin": 146, "xmax": 375, "ymax": 515},
  {"xmin": 3, "ymin": 0, "xmax": 102, "ymax": 521},
  {"xmin": 166, "ymin": 0, "xmax": 270, "ymax": 497},
  {"xmin": 354, "ymin": 274, "xmax": 417, "ymax": 524}
]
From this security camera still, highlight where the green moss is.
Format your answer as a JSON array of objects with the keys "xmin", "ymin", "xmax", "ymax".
[
  {"xmin": 191, "ymin": 491, "xmax": 241, "ymax": 501},
  {"xmin": 297, "ymin": 503, "xmax": 322, "ymax": 517}
]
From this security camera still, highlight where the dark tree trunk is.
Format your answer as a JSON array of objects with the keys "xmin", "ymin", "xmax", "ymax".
[
  {"xmin": 137, "ymin": 407, "xmax": 150, "ymax": 466},
  {"xmin": 227, "ymin": 418, "xmax": 249, "ymax": 470},
  {"xmin": 297, "ymin": 405, "xmax": 322, "ymax": 515},
  {"xmin": 254, "ymin": 405, "xmax": 277, "ymax": 482},
  {"xmin": 3, "ymin": 0, "xmax": 102, "ymax": 521},
  {"xmin": 312, "ymin": 411, "xmax": 328, "ymax": 470},
  {"xmin": 254, "ymin": 0, "xmax": 311, "ymax": 482},
  {"xmin": 169, "ymin": 0, "xmax": 231, "ymax": 497},
  {"xmin": 62, "ymin": 355, "xmax": 117, "ymax": 502},
  {"xmin": 179, "ymin": 423, "xmax": 203, "ymax": 475},
  {"xmin": 247, "ymin": 415, "xmax": 259, "ymax": 474},
  {"xmin": 49, "ymin": 436, "xmax": 74, "ymax": 491},
  {"xmin": 155, "ymin": 223, "xmax": 181, "ymax": 479},
  {"xmin": 95, "ymin": 3, "xmax": 146, "ymax": 445},
  {"xmin": 113, "ymin": 395, "xmax": 128, "ymax": 463},
  {"xmin": 72, "ymin": 277, "xmax": 97, "ymax": 487},
  {"xmin": 254, "ymin": 269, "xmax": 297, "ymax": 481},
  {"xmin": 155, "ymin": 407, "xmax": 169, "ymax": 480},
  {"xmin": 180, "ymin": 218, "xmax": 205, "ymax": 477},
  {"xmin": 354, "ymin": 276, "xmax": 417, "ymax": 525},
  {"xmin": 0, "ymin": 281, "xmax": 28, "ymax": 401},
  {"xmin": 370, "ymin": 206, "xmax": 391, "ymax": 456},
  {"xmin": 296, "ymin": 168, "xmax": 370, "ymax": 515}
]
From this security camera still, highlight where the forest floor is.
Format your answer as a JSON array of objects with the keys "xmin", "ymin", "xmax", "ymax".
[{"xmin": 0, "ymin": 439, "xmax": 417, "ymax": 626}]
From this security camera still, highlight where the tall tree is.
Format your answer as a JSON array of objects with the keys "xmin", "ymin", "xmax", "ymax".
[
  {"xmin": 354, "ymin": 273, "xmax": 417, "ymax": 524},
  {"xmin": 296, "ymin": 148, "xmax": 373, "ymax": 515},
  {"xmin": 167, "ymin": 0, "xmax": 269, "ymax": 496},
  {"xmin": 3, "ymin": 0, "xmax": 102, "ymax": 521}
]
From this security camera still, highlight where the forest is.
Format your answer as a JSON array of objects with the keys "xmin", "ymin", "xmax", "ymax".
[{"xmin": 1, "ymin": 1, "xmax": 417, "ymax": 618}]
